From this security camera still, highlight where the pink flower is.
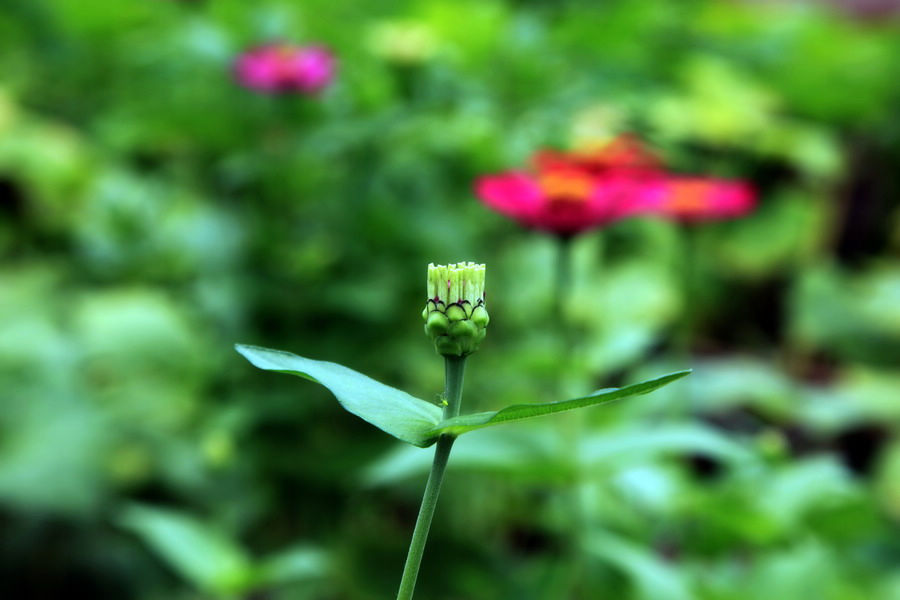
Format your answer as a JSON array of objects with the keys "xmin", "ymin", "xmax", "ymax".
[
  {"xmin": 476, "ymin": 135, "xmax": 664, "ymax": 236},
  {"xmin": 475, "ymin": 164, "xmax": 656, "ymax": 236},
  {"xmin": 475, "ymin": 134, "xmax": 757, "ymax": 235},
  {"xmin": 234, "ymin": 44, "xmax": 336, "ymax": 94},
  {"xmin": 642, "ymin": 177, "xmax": 757, "ymax": 221}
]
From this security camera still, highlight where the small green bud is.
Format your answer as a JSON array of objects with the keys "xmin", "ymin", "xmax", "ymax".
[{"xmin": 423, "ymin": 262, "xmax": 489, "ymax": 357}]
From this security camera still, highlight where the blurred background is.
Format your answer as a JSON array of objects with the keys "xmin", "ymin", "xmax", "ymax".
[{"xmin": 1, "ymin": 0, "xmax": 899, "ymax": 598}]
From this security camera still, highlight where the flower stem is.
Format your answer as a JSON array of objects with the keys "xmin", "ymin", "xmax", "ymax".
[
  {"xmin": 553, "ymin": 235, "xmax": 574, "ymax": 323},
  {"xmin": 395, "ymin": 356, "xmax": 466, "ymax": 600}
]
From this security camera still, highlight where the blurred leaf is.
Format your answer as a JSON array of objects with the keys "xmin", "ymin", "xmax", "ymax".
[
  {"xmin": 430, "ymin": 370, "xmax": 691, "ymax": 436},
  {"xmin": 583, "ymin": 531, "xmax": 692, "ymax": 600},
  {"xmin": 253, "ymin": 545, "xmax": 330, "ymax": 588},
  {"xmin": 759, "ymin": 457, "xmax": 860, "ymax": 530},
  {"xmin": 363, "ymin": 425, "xmax": 569, "ymax": 485},
  {"xmin": 875, "ymin": 441, "xmax": 900, "ymax": 522},
  {"xmin": 577, "ymin": 423, "xmax": 754, "ymax": 467},
  {"xmin": 790, "ymin": 264, "xmax": 900, "ymax": 366},
  {"xmin": 650, "ymin": 54, "xmax": 778, "ymax": 148},
  {"xmin": 235, "ymin": 344, "xmax": 442, "ymax": 447},
  {"xmin": 0, "ymin": 395, "xmax": 107, "ymax": 514},
  {"xmin": 118, "ymin": 504, "xmax": 253, "ymax": 596},
  {"xmin": 365, "ymin": 421, "xmax": 750, "ymax": 487},
  {"xmin": 686, "ymin": 357, "xmax": 795, "ymax": 416},
  {"xmin": 712, "ymin": 191, "xmax": 828, "ymax": 278}
]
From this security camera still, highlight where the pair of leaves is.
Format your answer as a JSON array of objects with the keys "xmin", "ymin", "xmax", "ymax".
[{"xmin": 235, "ymin": 344, "xmax": 690, "ymax": 448}]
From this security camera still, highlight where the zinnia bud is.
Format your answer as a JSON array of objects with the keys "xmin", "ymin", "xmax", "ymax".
[{"xmin": 423, "ymin": 262, "xmax": 488, "ymax": 357}]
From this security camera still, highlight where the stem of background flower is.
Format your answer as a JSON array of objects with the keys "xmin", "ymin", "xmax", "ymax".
[
  {"xmin": 553, "ymin": 235, "xmax": 574, "ymax": 324},
  {"xmin": 395, "ymin": 355, "xmax": 466, "ymax": 600},
  {"xmin": 551, "ymin": 235, "xmax": 590, "ymax": 596},
  {"xmin": 679, "ymin": 226, "xmax": 698, "ymax": 354}
]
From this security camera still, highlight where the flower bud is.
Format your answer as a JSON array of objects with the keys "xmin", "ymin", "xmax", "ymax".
[{"xmin": 423, "ymin": 262, "xmax": 488, "ymax": 356}]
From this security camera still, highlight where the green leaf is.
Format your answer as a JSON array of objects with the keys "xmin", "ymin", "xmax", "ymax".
[
  {"xmin": 253, "ymin": 545, "xmax": 330, "ymax": 588},
  {"xmin": 583, "ymin": 531, "xmax": 692, "ymax": 600},
  {"xmin": 363, "ymin": 425, "xmax": 569, "ymax": 486},
  {"xmin": 118, "ymin": 504, "xmax": 253, "ymax": 595},
  {"xmin": 363, "ymin": 420, "xmax": 748, "ymax": 486},
  {"xmin": 577, "ymin": 423, "xmax": 753, "ymax": 467},
  {"xmin": 235, "ymin": 344, "xmax": 442, "ymax": 447},
  {"xmin": 429, "ymin": 370, "xmax": 691, "ymax": 437}
]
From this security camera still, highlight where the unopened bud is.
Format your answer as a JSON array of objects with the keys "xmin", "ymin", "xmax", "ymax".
[{"xmin": 423, "ymin": 262, "xmax": 488, "ymax": 356}]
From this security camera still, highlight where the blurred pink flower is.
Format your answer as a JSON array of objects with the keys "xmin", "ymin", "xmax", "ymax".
[
  {"xmin": 234, "ymin": 44, "xmax": 336, "ymax": 93},
  {"xmin": 643, "ymin": 177, "xmax": 757, "ymax": 221},
  {"xmin": 475, "ymin": 134, "xmax": 757, "ymax": 235},
  {"xmin": 475, "ymin": 164, "xmax": 655, "ymax": 236},
  {"xmin": 476, "ymin": 135, "xmax": 664, "ymax": 236}
]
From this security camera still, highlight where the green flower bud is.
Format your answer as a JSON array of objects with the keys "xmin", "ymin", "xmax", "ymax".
[{"xmin": 423, "ymin": 262, "xmax": 489, "ymax": 356}]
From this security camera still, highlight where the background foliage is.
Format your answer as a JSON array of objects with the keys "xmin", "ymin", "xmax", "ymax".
[{"xmin": 1, "ymin": 0, "xmax": 899, "ymax": 598}]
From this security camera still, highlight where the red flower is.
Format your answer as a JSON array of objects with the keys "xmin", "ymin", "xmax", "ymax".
[
  {"xmin": 234, "ymin": 44, "xmax": 336, "ymax": 94},
  {"xmin": 642, "ymin": 177, "xmax": 757, "ymax": 221},
  {"xmin": 475, "ymin": 164, "xmax": 656, "ymax": 236},
  {"xmin": 476, "ymin": 135, "xmax": 663, "ymax": 236},
  {"xmin": 475, "ymin": 134, "xmax": 757, "ymax": 234}
]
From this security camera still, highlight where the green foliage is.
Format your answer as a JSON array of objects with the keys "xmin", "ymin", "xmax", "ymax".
[
  {"xmin": 1, "ymin": 0, "xmax": 899, "ymax": 598},
  {"xmin": 119, "ymin": 504, "xmax": 329, "ymax": 597},
  {"xmin": 237, "ymin": 343, "xmax": 688, "ymax": 445}
]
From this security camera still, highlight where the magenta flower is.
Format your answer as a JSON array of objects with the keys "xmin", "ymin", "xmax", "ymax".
[
  {"xmin": 642, "ymin": 177, "xmax": 757, "ymax": 221},
  {"xmin": 234, "ymin": 44, "xmax": 336, "ymax": 94},
  {"xmin": 476, "ymin": 135, "xmax": 663, "ymax": 236},
  {"xmin": 475, "ymin": 134, "xmax": 757, "ymax": 235},
  {"xmin": 475, "ymin": 163, "xmax": 656, "ymax": 236}
]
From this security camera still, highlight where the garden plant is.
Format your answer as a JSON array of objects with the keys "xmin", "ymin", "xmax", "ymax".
[{"xmin": 237, "ymin": 262, "xmax": 689, "ymax": 598}]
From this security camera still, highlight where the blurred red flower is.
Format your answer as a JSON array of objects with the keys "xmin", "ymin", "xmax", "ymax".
[
  {"xmin": 234, "ymin": 44, "xmax": 336, "ymax": 94},
  {"xmin": 475, "ymin": 134, "xmax": 757, "ymax": 234},
  {"xmin": 475, "ymin": 135, "xmax": 662, "ymax": 236}
]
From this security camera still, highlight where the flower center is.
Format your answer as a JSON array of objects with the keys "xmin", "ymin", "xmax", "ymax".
[{"xmin": 538, "ymin": 170, "xmax": 594, "ymax": 203}]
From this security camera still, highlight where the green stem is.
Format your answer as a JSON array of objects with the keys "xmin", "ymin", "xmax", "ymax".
[
  {"xmin": 553, "ymin": 235, "xmax": 574, "ymax": 323},
  {"xmin": 678, "ymin": 225, "xmax": 697, "ymax": 354},
  {"xmin": 396, "ymin": 356, "xmax": 466, "ymax": 600}
]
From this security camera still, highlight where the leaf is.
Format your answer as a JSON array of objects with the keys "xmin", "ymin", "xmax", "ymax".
[
  {"xmin": 583, "ymin": 531, "xmax": 692, "ymax": 600},
  {"xmin": 577, "ymin": 423, "xmax": 753, "ymax": 467},
  {"xmin": 253, "ymin": 545, "xmax": 330, "ymax": 588},
  {"xmin": 363, "ymin": 421, "xmax": 745, "ymax": 487},
  {"xmin": 235, "ymin": 344, "xmax": 442, "ymax": 447},
  {"xmin": 118, "ymin": 504, "xmax": 253, "ymax": 595},
  {"xmin": 428, "ymin": 370, "xmax": 691, "ymax": 437},
  {"xmin": 363, "ymin": 425, "xmax": 570, "ymax": 486}
]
